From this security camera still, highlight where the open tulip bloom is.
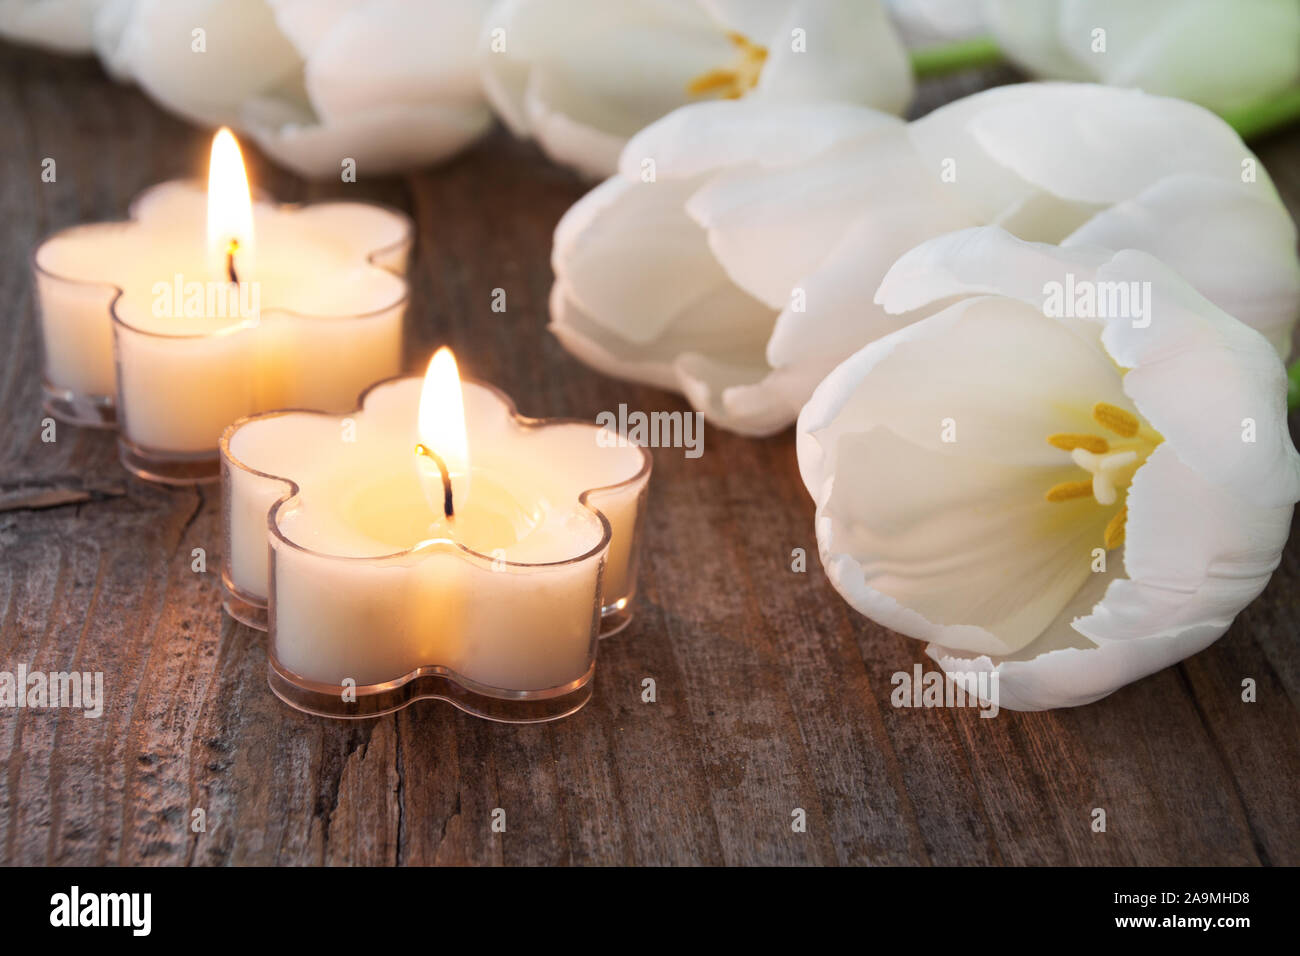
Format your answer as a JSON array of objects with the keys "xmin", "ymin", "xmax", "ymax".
[
  {"xmin": 480, "ymin": 0, "xmax": 913, "ymax": 179},
  {"xmin": 91, "ymin": 0, "xmax": 494, "ymax": 178},
  {"xmin": 550, "ymin": 82, "xmax": 1300, "ymax": 436},
  {"xmin": 796, "ymin": 226, "xmax": 1300, "ymax": 710}
]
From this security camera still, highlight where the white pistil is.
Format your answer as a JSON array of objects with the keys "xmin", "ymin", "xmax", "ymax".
[{"xmin": 1070, "ymin": 448, "xmax": 1138, "ymax": 506}]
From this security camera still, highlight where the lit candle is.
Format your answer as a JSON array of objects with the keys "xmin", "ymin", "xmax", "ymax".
[
  {"xmin": 33, "ymin": 128, "xmax": 412, "ymax": 483},
  {"xmin": 219, "ymin": 348, "xmax": 652, "ymax": 721}
]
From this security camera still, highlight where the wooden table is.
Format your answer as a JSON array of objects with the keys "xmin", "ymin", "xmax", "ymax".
[{"xmin": 1, "ymin": 43, "xmax": 1296, "ymax": 867}]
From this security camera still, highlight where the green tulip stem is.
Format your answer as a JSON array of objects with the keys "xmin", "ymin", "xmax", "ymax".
[
  {"xmin": 1221, "ymin": 87, "xmax": 1300, "ymax": 140},
  {"xmin": 909, "ymin": 37, "xmax": 1004, "ymax": 79}
]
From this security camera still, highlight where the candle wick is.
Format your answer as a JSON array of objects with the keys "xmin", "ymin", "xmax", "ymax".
[
  {"xmin": 415, "ymin": 443, "xmax": 455, "ymax": 519},
  {"xmin": 226, "ymin": 238, "xmax": 239, "ymax": 284}
]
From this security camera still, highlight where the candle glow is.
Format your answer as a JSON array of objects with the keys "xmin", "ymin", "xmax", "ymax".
[
  {"xmin": 206, "ymin": 127, "xmax": 255, "ymax": 282},
  {"xmin": 417, "ymin": 346, "xmax": 471, "ymax": 516}
]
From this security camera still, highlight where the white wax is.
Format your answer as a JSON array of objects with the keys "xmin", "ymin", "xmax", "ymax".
[
  {"xmin": 35, "ymin": 181, "xmax": 409, "ymax": 452},
  {"xmin": 222, "ymin": 378, "xmax": 649, "ymax": 692}
]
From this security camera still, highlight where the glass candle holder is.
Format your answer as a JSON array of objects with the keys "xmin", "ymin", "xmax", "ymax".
[
  {"xmin": 220, "ymin": 375, "xmax": 652, "ymax": 721},
  {"xmin": 32, "ymin": 180, "xmax": 412, "ymax": 483},
  {"xmin": 33, "ymin": 229, "xmax": 124, "ymax": 428}
]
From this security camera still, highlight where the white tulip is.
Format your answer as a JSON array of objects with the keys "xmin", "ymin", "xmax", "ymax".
[
  {"xmin": 983, "ymin": 0, "xmax": 1300, "ymax": 114},
  {"xmin": 480, "ymin": 0, "xmax": 913, "ymax": 179},
  {"xmin": 550, "ymin": 83, "xmax": 1300, "ymax": 436},
  {"xmin": 797, "ymin": 226, "xmax": 1300, "ymax": 710},
  {"xmin": 0, "ymin": 0, "xmax": 102, "ymax": 52},
  {"xmin": 92, "ymin": 0, "xmax": 494, "ymax": 178},
  {"xmin": 886, "ymin": 0, "xmax": 985, "ymax": 47}
]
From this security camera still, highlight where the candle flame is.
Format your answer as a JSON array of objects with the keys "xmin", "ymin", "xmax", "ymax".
[
  {"xmin": 207, "ymin": 127, "xmax": 255, "ymax": 281},
  {"xmin": 417, "ymin": 347, "xmax": 470, "ymax": 515}
]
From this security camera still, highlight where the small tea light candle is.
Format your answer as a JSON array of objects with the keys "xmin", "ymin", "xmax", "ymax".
[
  {"xmin": 220, "ymin": 348, "xmax": 652, "ymax": 721},
  {"xmin": 33, "ymin": 128, "xmax": 412, "ymax": 484}
]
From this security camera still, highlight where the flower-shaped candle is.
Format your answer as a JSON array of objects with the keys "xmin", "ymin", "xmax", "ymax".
[
  {"xmin": 220, "ymin": 349, "xmax": 652, "ymax": 721},
  {"xmin": 33, "ymin": 128, "xmax": 411, "ymax": 483}
]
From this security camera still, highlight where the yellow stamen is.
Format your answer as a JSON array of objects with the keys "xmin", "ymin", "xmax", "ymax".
[
  {"xmin": 1047, "ymin": 433, "xmax": 1109, "ymax": 454},
  {"xmin": 1092, "ymin": 402, "xmax": 1139, "ymax": 438},
  {"xmin": 686, "ymin": 69, "xmax": 740, "ymax": 95},
  {"xmin": 1045, "ymin": 480, "xmax": 1095, "ymax": 502},
  {"xmin": 1045, "ymin": 401, "xmax": 1158, "ymax": 551},
  {"xmin": 1103, "ymin": 507, "xmax": 1127, "ymax": 550},
  {"xmin": 687, "ymin": 32, "xmax": 767, "ymax": 99}
]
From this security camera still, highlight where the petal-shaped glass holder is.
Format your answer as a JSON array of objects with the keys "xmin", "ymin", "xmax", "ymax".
[
  {"xmin": 220, "ymin": 376, "xmax": 651, "ymax": 722},
  {"xmin": 32, "ymin": 181, "xmax": 412, "ymax": 484}
]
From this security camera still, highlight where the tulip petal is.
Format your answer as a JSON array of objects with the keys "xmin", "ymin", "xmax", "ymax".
[
  {"xmin": 619, "ymin": 99, "xmax": 900, "ymax": 181},
  {"xmin": 109, "ymin": 0, "xmax": 305, "ymax": 128},
  {"xmin": 91, "ymin": 0, "xmax": 137, "ymax": 80},
  {"xmin": 552, "ymin": 175, "xmax": 770, "ymax": 345},
  {"xmin": 978, "ymin": 0, "xmax": 1085, "ymax": 81},
  {"xmin": 698, "ymin": 0, "xmax": 790, "ymax": 39},
  {"xmin": 551, "ymin": 270, "xmax": 772, "ymax": 373},
  {"xmin": 940, "ymin": 444, "xmax": 1294, "ymax": 711},
  {"xmin": 548, "ymin": 281, "xmax": 682, "ymax": 394},
  {"xmin": 550, "ymin": 278, "xmax": 791, "ymax": 436},
  {"xmin": 906, "ymin": 83, "xmax": 1049, "ymax": 224},
  {"xmin": 263, "ymin": 0, "xmax": 361, "ymax": 58},
  {"xmin": 926, "ymin": 391, "xmax": 1298, "ymax": 710},
  {"xmin": 483, "ymin": 0, "xmax": 911, "ymax": 177},
  {"xmin": 673, "ymin": 352, "xmax": 805, "ymax": 436},
  {"xmin": 1055, "ymin": 0, "xmax": 1300, "ymax": 113},
  {"xmin": 1065, "ymin": 175, "xmax": 1300, "ymax": 357},
  {"xmin": 242, "ymin": 98, "xmax": 493, "ymax": 178},
  {"xmin": 1097, "ymin": 250, "xmax": 1300, "ymax": 509},
  {"xmin": 874, "ymin": 225, "xmax": 1110, "ymax": 317},
  {"xmin": 754, "ymin": 0, "xmax": 913, "ymax": 115},
  {"xmin": 685, "ymin": 125, "xmax": 921, "ymax": 307},
  {"xmin": 797, "ymin": 293, "xmax": 1129, "ymax": 491},
  {"xmin": 480, "ymin": 0, "xmax": 732, "ymax": 176},
  {"xmin": 298, "ymin": 0, "xmax": 489, "ymax": 121},
  {"xmin": 818, "ymin": 424, "xmax": 1110, "ymax": 657},
  {"xmin": 766, "ymin": 205, "xmax": 974, "ymax": 370},
  {"xmin": 884, "ymin": 0, "xmax": 986, "ymax": 47},
  {"xmin": 986, "ymin": 0, "xmax": 1300, "ymax": 114},
  {"xmin": 1077, "ymin": 443, "xmax": 1293, "ymax": 643},
  {"xmin": 521, "ymin": 67, "xmax": 645, "ymax": 180},
  {"xmin": 926, "ymin": 597, "xmax": 1226, "ymax": 713},
  {"xmin": 0, "ymin": 0, "xmax": 99, "ymax": 52},
  {"xmin": 967, "ymin": 84, "xmax": 1255, "ymax": 206}
]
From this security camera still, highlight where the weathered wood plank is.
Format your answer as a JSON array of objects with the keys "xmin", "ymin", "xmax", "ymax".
[{"xmin": 0, "ymin": 41, "xmax": 1297, "ymax": 867}]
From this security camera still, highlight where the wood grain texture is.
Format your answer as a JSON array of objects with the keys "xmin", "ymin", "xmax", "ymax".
[{"xmin": 1, "ymin": 43, "xmax": 1297, "ymax": 867}]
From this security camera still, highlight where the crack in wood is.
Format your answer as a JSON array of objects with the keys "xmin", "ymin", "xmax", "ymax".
[{"xmin": 0, "ymin": 478, "xmax": 126, "ymax": 513}]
